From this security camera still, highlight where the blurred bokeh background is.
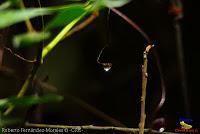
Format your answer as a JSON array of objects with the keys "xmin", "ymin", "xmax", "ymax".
[{"xmin": 0, "ymin": 0, "xmax": 199, "ymax": 132}]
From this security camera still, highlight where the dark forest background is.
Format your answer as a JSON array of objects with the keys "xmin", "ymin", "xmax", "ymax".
[{"xmin": 0, "ymin": 0, "xmax": 199, "ymax": 132}]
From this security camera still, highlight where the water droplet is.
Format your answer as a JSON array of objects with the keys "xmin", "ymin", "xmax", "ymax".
[
  {"xmin": 102, "ymin": 63, "xmax": 112, "ymax": 72},
  {"xmin": 151, "ymin": 117, "xmax": 165, "ymax": 132},
  {"xmin": 159, "ymin": 127, "xmax": 165, "ymax": 132}
]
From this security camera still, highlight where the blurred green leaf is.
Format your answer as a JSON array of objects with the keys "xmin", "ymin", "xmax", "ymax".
[
  {"xmin": 0, "ymin": 99, "xmax": 8, "ymax": 108},
  {"xmin": 0, "ymin": 0, "xmax": 130, "ymax": 29},
  {"xmin": 45, "ymin": 4, "xmax": 86, "ymax": 30},
  {"xmin": 0, "ymin": 3, "xmax": 89, "ymax": 29},
  {"xmin": 0, "ymin": 0, "xmax": 20, "ymax": 10},
  {"xmin": 0, "ymin": 116, "xmax": 22, "ymax": 126},
  {"xmin": 103, "ymin": 0, "xmax": 131, "ymax": 8},
  {"xmin": 13, "ymin": 32, "xmax": 51, "ymax": 48},
  {"xmin": 8, "ymin": 0, "xmax": 21, "ymax": 5},
  {"xmin": 89, "ymin": 0, "xmax": 131, "ymax": 10},
  {"xmin": 0, "ymin": 1, "xmax": 12, "ymax": 10},
  {"xmin": 0, "ymin": 94, "xmax": 63, "ymax": 109},
  {"xmin": 0, "ymin": 8, "xmax": 52, "ymax": 29},
  {"xmin": 42, "ymin": 13, "xmax": 86, "ymax": 59}
]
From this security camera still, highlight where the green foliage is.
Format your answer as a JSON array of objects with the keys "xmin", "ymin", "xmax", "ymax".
[
  {"xmin": 0, "ymin": 1, "xmax": 11, "ymax": 10},
  {"xmin": 13, "ymin": 32, "xmax": 51, "ymax": 48},
  {"xmin": 41, "ymin": 0, "xmax": 131, "ymax": 58},
  {"xmin": 0, "ymin": 8, "xmax": 52, "ymax": 29},
  {"xmin": 88, "ymin": 0, "xmax": 131, "ymax": 10},
  {"xmin": 0, "ymin": 0, "xmax": 20, "ymax": 10},
  {"xmin": 0, "ymin": 0, "xmax": 131, "ymax": 129},
  {"xmin": 0, "ymin": 0, "xmax": 131, "ymax": 49},
  {"xmin": 42, "ymin": 13, "xmax": 86, "ymax": 59},
  {"xmin": 102, "ymin": 0, "xmax": 131, "ymax": 8},
  {"xmin": 0, "ymin": 94, "xmax": 63, "ymax": 110},
  {"xmin": 45, "ymin": 4, "xmax": 87, "ymax": 30},
  {"xmin": 0, "ymin": 116, "xmax": 22, "ymax": 126},
  {"xmin": 0, "ymin": 0, "xmax": 131, "ymax": 29}
]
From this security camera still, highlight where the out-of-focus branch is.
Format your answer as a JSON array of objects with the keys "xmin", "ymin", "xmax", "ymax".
[
  {"xmin": 64, "ymin": 11, "xmax": 99, "ymax": 38},
  {"xmin": 26, "ymin": 122, "xmax": 176, "ymax": 134},
  {"xmin": 19, "ymin": 0, "xmax": 35, "ymax": 32},
  {"xmin": 110, "ymin": 8, "xmax": 152, "ymax": 44},
  {"xmin": 110, "ymin": 8, "xmax": 167, "ymax": 133},
  {"xmin": 169, "ymin": 0, "xmax": 190, "ymax": 116},
  {"xmin": 0, "ymin": 29, "xmax": 5, "ymax": 65},
  {"xmin": 3, "ymin": 75, "xmax": 32, "ymax": 115},
  {"xmin": 3, "ymin": 8, "xmax": 99, "ymax": 116},
  {"xmin": 3, "ymin": 0, "xmax": 39, "ymax": 116},
  {"xmin": 3, "ymin": 47, "xmax": 36, "ymax": 63},
  {"xmin": 1, "ymin": 1, "xmax": 37, "ymax": 66}
]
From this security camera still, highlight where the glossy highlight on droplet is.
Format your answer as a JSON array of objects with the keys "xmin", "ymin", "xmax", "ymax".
[
  {"xmin": 102, "ymin": 63, "xmax": 112, "ymax": 72},
  {"xmin": 97, "ymin": 46, "xmax": 112, "ymax": 72}
]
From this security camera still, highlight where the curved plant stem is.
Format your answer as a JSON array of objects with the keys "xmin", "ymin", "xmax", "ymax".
[
  {"xmin": 110, "ymin": 8, "xmax": 152, "ymax": 44},
  {"xmin": 152, "ymin": 50, "xmax": 166, "ymax": 113},
  {"xmin": 1, "ymin": 1, "xmax": 37, "ymax": 65},
  {"xmin": 0, "ymin": 43, "xmax": 4, "ymax": 68},
  {"xmin": 41, "ymin": 1, "xmax": 101, "ymax": 60},
  {"xmin": 41, "ymin": 13, "xmax": 86, "ymax": 60},
  {"xmin": 64, "ymin": 11, "xmax": 99, "ymax": 38},
  {"xmin": 3, "ymin": 46, "xmax": 42, "ymax": 116},
  {"xmin": 110, "ymin": 8, "xmax": 167, "ymax": 133},
  {"xmin": 3, "ymin": 75, "xmax": 32, "ymax": 115},
  {"xmin": 3, "ymin": 47, "xmax": 36, "ymax": 63},
  {"xmin": 19, "ymin": 0, "xmax": 35, "ymax": 32},
  {"xmin": 3, "ymin": 6, "xmax": 98, "ymax": 116},
  {"xmin": 3, "ymin": 0, "xmax": 39, "ymax": 116},
  {"xmin": 26, "ymin": 122, "xmax": 176, "ymax": 134},
  {"xmin": 0, "ymin": 31, "xmax": 4, "ymax": 69}
]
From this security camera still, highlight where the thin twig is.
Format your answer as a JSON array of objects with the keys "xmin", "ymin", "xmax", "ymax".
[
  {"xmin": 0, "ymin": 47, "xmax": 3, "ymax": 67},
  {"xmin": 3, "ymin": 47, "xmax": 36, "ymax": 63},
  {"xmin": 64, "ymin": 11, "xmax": 99, "ymax": 38},
  {"xmin": 3, "ymin": 3, "xmax": 98, "ymax": 115},
  {"xmin": 149, "ymin": 49, "xmax": 166, "ymax": 132},
  {"xmin": 41, "ymin": 14, "xmax": 86, "ymax": 59},
  {"xmin": 110, "ymin": 8, "xmax": 152, "ymax": 44},
  {"xmin": 110, "ymin": 8, "xmax": 167, "ymax": 132},
  {"xmin": 42, "ymin": 0, "xmax": 103, "ymax": 59},
  {"xmin": 139, "ymin": 45, "xmax": 154, "ymax": 134},
  {"xmin": 0, "ymin": 31, "xmax": 5, "ymax": 67},
  {"xmin": 25, "ymin": 122, "xmax": 176, "ymax": 134},
  {"xmin": 3, "ymin": 0, "xmax": 39, "ymax": 116},
  {"xmin": 1, "ymin": 1, "xmax": 37, "ymax": 64},
  {"xmin": 152, "ymin": 50, "xmax": 166, "ymax": 113},
  {"xmin": 106, "ymin": 8, "xmax": 111, "ymax": 46},
  {"xmin": 19, "ymin": 0, "xmax": 35, "ymax": 32},
  {"xmin": 3, "ymin": 74, "xmax": 32, "ymax": 115}
]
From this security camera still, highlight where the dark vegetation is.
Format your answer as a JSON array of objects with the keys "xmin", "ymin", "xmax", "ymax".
[{"xmin": 0, "ymin": 0, "xmax": 199, "ymax": 133}]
